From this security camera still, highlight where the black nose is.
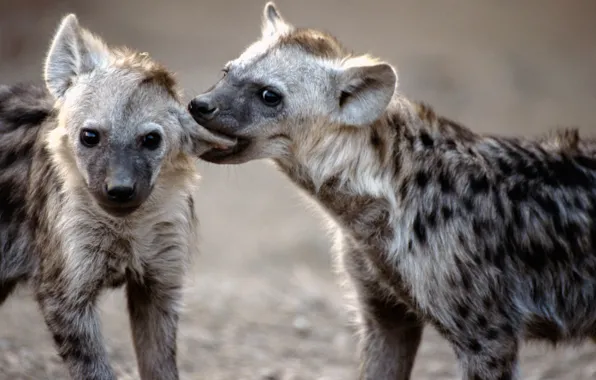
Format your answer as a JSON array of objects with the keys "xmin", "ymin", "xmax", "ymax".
[
  {"xmin": 188, "ymin": 97, "xmax": 219, "ymax": 121},
  {"xmin": 105, "ymin": 184, "xmax": 136, "ymax": 203}
]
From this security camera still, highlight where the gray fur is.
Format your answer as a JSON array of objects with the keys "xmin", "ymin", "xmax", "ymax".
[
  {"xmin": 0, "ymin": 14, "xmax": 234, "ymax": 380},
  {"xmin": 190, "ymin": 3, "xmax": 596, "ymax": 380}
]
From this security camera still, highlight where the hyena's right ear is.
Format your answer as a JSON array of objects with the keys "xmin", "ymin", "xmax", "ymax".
[
  {"xmin": 44, "ymin": 14, "xmax": 111, "ymax": 99},
  {"xmin": 333, "ymin": 56, "xmax": 398, "ymax": 127},
  {"xmin": 261, "ymin": 2, "xmax": 293, "ymax": 38}
]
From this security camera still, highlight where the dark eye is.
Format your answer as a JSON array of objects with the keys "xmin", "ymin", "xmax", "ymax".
[
  {"xmin": 80, "ymin": 129, "xmax": 100, "ymax": 147},
  {"xmin": 142, "ymin": 132, "xmax": 162, "ymax": 150},
  {"xmin": 221, "ymin": 68, "xmax": 229, "ymax": 77},
  {"xmin": 259, "ymin": 89, "xmax": 282, "ymax": 107}
]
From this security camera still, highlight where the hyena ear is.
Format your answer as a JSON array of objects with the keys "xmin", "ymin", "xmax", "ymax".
[
  {"xmin": 333, "ymin": 57, "xmax": 397, "ymax": 126},
  {"xmin": 261, "ymin": 2, "xmax": 293, "ymax": 38},
  {"xmin": 177, "ymin": 110, "xmax": 237, "ymax": 157},
  {"xmin": 44, "ymin": 14, "xmax": 111, "ymax": 99}
]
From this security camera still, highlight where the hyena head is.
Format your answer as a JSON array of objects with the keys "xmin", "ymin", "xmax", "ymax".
[
  {"xmin": 45, "ymin": 14, "xmax": 234, "ymax": 216},
  {"xmin": 189, "ymin": 2, "xmax": 397, "ymax": 164}
]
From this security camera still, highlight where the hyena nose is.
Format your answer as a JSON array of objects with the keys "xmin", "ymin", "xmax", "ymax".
[
  {"xmin": 105, "ymin": 183, "xmax": 136, "ymax": 203},
  {"xmin": 188, "ymin": 97, "xmax": 219, "ymax": 122}
]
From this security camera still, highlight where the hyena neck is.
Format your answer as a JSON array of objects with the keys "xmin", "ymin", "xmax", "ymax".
[{"xmin": 274, "ymin": 95, "xmax": 479, "ymax": 234}]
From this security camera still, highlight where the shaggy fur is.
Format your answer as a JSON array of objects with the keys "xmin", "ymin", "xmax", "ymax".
[
  {"xmin": 188, "ymin": 3, "xmax": 596, "ymax": 380},
  {"xmin": 0, "ymin": 14, "xmax": 234, "ymax": 380}
]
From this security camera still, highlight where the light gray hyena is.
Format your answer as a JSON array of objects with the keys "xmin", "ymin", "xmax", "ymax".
[
  {"xmin": 188, "ymin": 3, "xmax": 596, "ymax": 380},
  {"xmin": 0, "ymin": 14, "xmax": 234, "ymax": 380}
]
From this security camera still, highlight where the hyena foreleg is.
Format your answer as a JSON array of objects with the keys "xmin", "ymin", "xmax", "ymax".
[
  {"xmin": 343, "ymin": 249, "xmax": 423, "ymax": 380},
  {"xmin": 357, "ymin": 298, "xmax": 423, "ymax": 380},
  {"xmin": 35, "ymin": 261, "xmax": 116, "ymax": 380},
  {"xmin": 126, "ymin": 251, "xmax": 185, "ymax": 380}
]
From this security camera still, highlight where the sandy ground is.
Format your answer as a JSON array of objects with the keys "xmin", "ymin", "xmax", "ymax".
[{"xmin": 1, "ymin": 0, "xmax": 596, "ymax": 379}]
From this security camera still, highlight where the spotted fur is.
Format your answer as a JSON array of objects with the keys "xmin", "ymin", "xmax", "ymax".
[
  {"xmin": 0, "ymin": 14, "xmax": 234, "ymax": 380},
  {"xmin": 189, "ymin": 3, "xmax": 596, "ymax": 380}
]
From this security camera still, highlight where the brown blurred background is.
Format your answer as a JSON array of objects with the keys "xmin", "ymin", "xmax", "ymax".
[{"xmin": 1, "ymin": 1, "xmax": 596, "ymax": 379}]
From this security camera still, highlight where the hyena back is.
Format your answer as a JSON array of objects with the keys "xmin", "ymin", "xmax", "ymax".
[
  {"xmin": 189, "ymin": 3, "xmax": 596, "ymax": 380},
  {"xmin": 0, "ymin": 14, "xmax": 234, "ymax": 380}
]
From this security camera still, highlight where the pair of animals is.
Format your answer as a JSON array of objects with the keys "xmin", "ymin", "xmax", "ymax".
[{"xmin": 1, "ymin": 2, "xmax": 595, "ymax": 380}]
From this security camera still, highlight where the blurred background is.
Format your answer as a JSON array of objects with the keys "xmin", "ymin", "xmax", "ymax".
[{"xmin": 1, "ymin": 0, "xmax": 596, "ymax": 379}]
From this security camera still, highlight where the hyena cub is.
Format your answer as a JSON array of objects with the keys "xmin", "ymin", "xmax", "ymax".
[
  {"xmin": 189, "ymin": 3, "xmax": 596, "ymax": 380},
  {"xmin": 0, "ymin": 14, "xmax": 234, "ymax": 380}
]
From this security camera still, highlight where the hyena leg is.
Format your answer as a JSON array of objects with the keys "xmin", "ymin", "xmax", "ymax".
[
  {"xmin": 454, "ymin": 344, "xmax": 519, "ymax": 380},
  {"xmin": 126, "ymin": 259, "xmax": 184, "ymax": 380},
  {"xmin": 357, "ymin": 296, "xmax": 423, "ymax": 380},
  {"xmin": 344, "ymin": 249, "xmax": 423, "ymax": 380},
  {"xmin": 35, "ymin": 267, "xmax": 115, "ymax": 380},
  {"xmin": 439, "ymin": 323, "xmax": 520, "ymax": 380}
]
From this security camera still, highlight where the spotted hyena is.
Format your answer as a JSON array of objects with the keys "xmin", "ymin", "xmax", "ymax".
[
  {"xmin": 187, "ymin": 3, "xmax": 596, "ymax": 380},
  {"xmin": 0, "ymin": 13, "xmax": 234, "ymax": 380}
]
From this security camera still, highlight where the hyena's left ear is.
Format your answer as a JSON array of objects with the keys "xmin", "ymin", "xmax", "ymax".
[
  {"xmin": 261, "ymin": 2, "xmax": 293, "ymax": 38},
  {"xmin": 177, "ymin": 110, "xmax": 237, "ymax": 157},
  {"xmin": 333, "ymin": 56, "xmax": 398, "ymax": 126},
  {"xmin": 44, "ymin": 14, "xmax": 111, "ymax": 99}
]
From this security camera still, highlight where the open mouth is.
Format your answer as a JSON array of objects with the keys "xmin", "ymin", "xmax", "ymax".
[{"xmin": 200, "ymin": 133, "xmax": 251, "ymax": 163}]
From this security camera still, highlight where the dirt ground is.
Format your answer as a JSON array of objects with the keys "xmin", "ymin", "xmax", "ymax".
[{"xmin": 1, "ymin": 0, "xmax": 596, "ymax": 379}]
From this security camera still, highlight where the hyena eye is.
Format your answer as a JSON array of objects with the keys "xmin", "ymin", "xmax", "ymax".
[
  {"xmin": 259, "ymin": 89, "xmax": 282, "ymax": 107},
  {"xmin": 141, "ymin": 132, "xmax": 162, "ymax": 150},
  {"xmin": 80, "ymin": 129, "xmax": 100, "ymax": 147}
]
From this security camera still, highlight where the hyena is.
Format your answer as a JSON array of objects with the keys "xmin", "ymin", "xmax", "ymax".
[
  {"xmin": 0, "ymin": 14, "xmax": 234, "ymax": 380},
  {"xmin": 188, "ymin": 3, "xmax": 596, "ymax": 380}
]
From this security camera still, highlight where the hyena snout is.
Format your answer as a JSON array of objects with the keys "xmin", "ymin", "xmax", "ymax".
[
  {"xmin": 104, "ymin": 176, "xmax": 135, "ymax": 203},
  {"xmin": 93, "ymin": 162, "xmax": 153, "ymax": 216},
  {"xmin": 188, "ymin": 95, "xmax": 219, "ymax": 123}
]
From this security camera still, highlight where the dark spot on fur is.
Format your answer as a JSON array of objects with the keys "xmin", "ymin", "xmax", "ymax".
[
  {"xmin": 370, "ymin": 129, "xmax": 381, "ymax": 147},
  {"xmin": 339, "ymin": 91, "xmax": 350, "ymax": 107},
  {"xmin": 461, "ymin": 273, "xmax": 472, "ymax": 291},
  {"xmin": 476, "ymin": 315, "xmax": 488, "ymax": 328},
  {"xmin": 441, "ymin": 205, "xmax": 452, "ymax": 221},
  {"xmin": 468, "ymin": 339, "xmax": 482, "ymax": 353},
  {"xmin": 438, "ymin": 171, "xmax": 453, "ymax": 193},
  {"xmin": 427, "ymin": 209, "xmax": 437, "ymax": 228},
  {"xmin": 412, "ymin": 215, "xmax": 427, "ymax": 245},
  {"xmin": 482, "ymin": 296, "xmax": 493, "ymax": 309},
  {"xmin": 444, "ymin": 138, "xmax": 456, "ymax": 149},
  {"xmin": 462, "ymin": 196, "xmax": 474, "ymax": 212},
  {"xmin": 456, "ymin": 304, "xmax": 470, "ymax": 319},
  {"xmin": 415, "ymin": 171, "xmax": 429, "ymax": 188},
  {"xmin": 501, "ymin": 324, "xmax": 515, "ymax": 337},
  {"xmin": 419, "ymin": 131, "xmax": 434, "ymax": 147},
  {"xmin": 496, "ymin": 157, "xmax": 513, "ymax": 177},
  {"xmin": 469, "ymin": 173, "xmax": 490, "ymax": 194},
  {"xmin": 486, "ymin": 328, "xmax": 499, "ymax": 341}
]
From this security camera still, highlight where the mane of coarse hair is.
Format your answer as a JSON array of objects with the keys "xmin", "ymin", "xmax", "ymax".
[{"xmin": 110, "ymin": 48, "xmax": 180, "ymax": 99}]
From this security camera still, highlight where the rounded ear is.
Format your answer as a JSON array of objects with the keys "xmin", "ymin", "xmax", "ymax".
[
  {"xmin": 261, "ymin": 2, "xmax": 293, "ymax": 38},
  {"xmin": 176, "ymin": 110, "xmax": 237, "ymax": 157},
  {"xmin": 44, "ymin": 14, "xmax": 111, "ymax": 99},
  {"xmin": 333, "ymin": 58, "xmax": 397, "ymax": 126}
]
